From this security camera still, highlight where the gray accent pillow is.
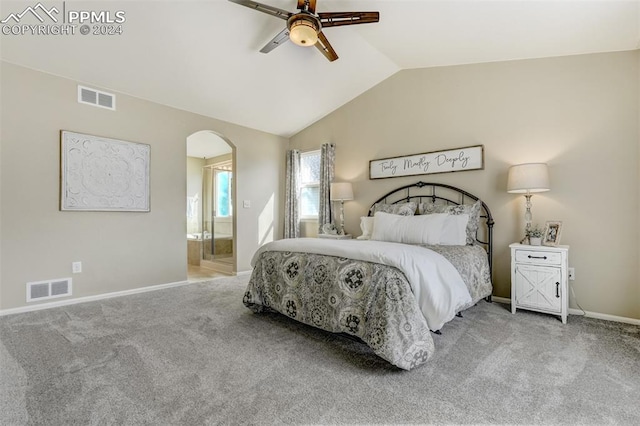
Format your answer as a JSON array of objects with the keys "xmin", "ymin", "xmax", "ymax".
[
  {"xmin": 371, "ymin": 201, "xmax": 417, "ymax": 216},
  {"xmin": 418, "ymin": 199, "xmax": 482, "ymax": 245}
]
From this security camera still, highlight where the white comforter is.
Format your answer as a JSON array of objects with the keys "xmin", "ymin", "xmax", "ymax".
[{"xmin": 251, "ymin": 238, "xmax": 472, "ymax": 331}]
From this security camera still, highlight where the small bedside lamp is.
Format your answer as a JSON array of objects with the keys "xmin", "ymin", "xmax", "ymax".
[
  {"xmin": 507, "ymin": 163, "xmax": 550, "ymax": 242},
  {"xmin": 330, "ymin": 182, "xmax": 354, "ymax": 235}
]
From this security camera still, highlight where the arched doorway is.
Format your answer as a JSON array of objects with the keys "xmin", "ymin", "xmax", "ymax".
[{"xmin": 186, "ymin": 131, "xmax": 236, "ymax": 280}]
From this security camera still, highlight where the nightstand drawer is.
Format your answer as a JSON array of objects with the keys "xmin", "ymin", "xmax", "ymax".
[{"xmin": 514, "ymin": 249, "xmax": 562, "ymax": 265}]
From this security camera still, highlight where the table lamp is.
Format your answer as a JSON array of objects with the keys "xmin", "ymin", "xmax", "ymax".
[
  {"xmin": 330, "ymin": 182, "xmax": 354, "ymax": 235},
  {"xmin": 507, "ymin": 163, "xmax": 550, "ymax": 243}
]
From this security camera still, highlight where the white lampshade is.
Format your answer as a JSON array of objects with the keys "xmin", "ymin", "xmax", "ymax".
[
  {"xmin": 330, "ymin": 182, "xmax": 354, "ymax": 201},
  {"xmin": 289, "ymin": 20, "xmax": 318, "ymax": 46},
  {"xmin": 507, "ymin": 163, "xmax": 550, "ymax": 193}
]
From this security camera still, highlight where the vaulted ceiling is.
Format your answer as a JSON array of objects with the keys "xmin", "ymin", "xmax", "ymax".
[{"xmin": 1, "ymin": 1, "xmax": 638, "ymax": 137}]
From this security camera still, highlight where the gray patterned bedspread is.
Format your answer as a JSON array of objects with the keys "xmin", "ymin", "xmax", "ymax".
[
  {"xmin": 243, "ymin": 244, "xmax": 491, "ymax": 370},
  {"xmin": 244, "ymin": 251, "xmax": 434, "ymax": 370},
  {"xmin": 422, "ymin": 244, "xmax": 493, "ymax": 304}
]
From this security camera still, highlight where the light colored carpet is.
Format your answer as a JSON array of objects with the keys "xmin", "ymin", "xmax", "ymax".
[{"xmin": 1, "ymin": 275, "xmax": 638, "ymax": 425}]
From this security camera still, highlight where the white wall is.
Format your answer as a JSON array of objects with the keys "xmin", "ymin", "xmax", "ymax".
[
  {"xmin": 0, "ymin": 62, "xmax": 287, "ymax": 310},
  {"xmin": 290, "ymin": 51, "xmax": 640, "ymax": 320}
]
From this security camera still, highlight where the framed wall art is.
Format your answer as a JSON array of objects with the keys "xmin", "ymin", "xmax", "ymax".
[
  {"xmin": 60, "ymin": 130, "xmax": 150, "ymax": 212},
  {"xmin": 543, "ymin": 221, "xmax": 563, "ymax": 246},
  {"xmin": 369, "ymin": 145, "xmax": 484, "ymax": 179}
]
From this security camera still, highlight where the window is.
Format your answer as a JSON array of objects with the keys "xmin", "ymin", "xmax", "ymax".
[
  {"xmin": 215, "ymin": 168, "xmax": 232, "ymax": 217},
  {"xmin": 299, "ymin": 150, "xmax": 320, "ymax": 219}
]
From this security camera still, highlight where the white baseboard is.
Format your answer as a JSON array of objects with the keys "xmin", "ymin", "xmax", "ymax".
[
  {"xmin": 491, "ymin": 296, "xmax": 511, "ymax": 305},
  {"xmin": 236, "ymin": 270, "xmax": 253, "ymax": 276},
  {"xmin": 566, "ymin": 309, "xmax": 640, "ymax": 325},
  {"xmin": 0, "ymin": 279, "xmax": 190, "ymax": 317},
  {"xmin": 490, "ymin": 296, "xmax": 640, "ymax": 326}
]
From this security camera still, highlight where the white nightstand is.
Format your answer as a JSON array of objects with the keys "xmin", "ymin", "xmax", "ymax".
[
  {"xmin": 510, "ymin": 243, "xmax": 570, "ymax": 324},
  {"xmin": 318, "ymin": 234, "xmax": 352, "ymax": 240}
]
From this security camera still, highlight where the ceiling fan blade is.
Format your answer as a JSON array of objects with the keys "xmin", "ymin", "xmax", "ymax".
[
  {"xmin": 297, "ymin": 0, "xmax": 316, "ymax": 13},
  {"xmin": 315, "ymin": 31, "xmax": 338, "ymax": 62},
  {"xmin": 318, "ymin": 11, "xmax": 379, "ymax": 28},
  {"xmin": 228, "ymin": 0, "xmax": 291, "ymax": 20},
  {"xmin": 259, "ymin": 27, "xmax": 290, "ymax": 53}
]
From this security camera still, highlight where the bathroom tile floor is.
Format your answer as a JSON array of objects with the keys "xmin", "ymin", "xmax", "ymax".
[{"xmin": 187, "ymin": 264, "xmax": 231, "ymax": 282}]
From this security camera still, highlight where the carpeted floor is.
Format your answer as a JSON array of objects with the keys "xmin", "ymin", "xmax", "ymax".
[{"xmin": 1, "ymin": 275, "xmax": 638, "ymax": 425}]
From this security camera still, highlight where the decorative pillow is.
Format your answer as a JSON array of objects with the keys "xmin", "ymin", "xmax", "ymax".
[
  {"xmin": 418, "ymin": 199, "xmax": 482, "ymax": 245},
  {"xmin": 357, "ymin": 216, "xmax": 375, "ymax": 240},
  {"xmin": 418, "ymin": 201, "xmax": 445, "ymax": 215},
  {"xmin": 439, "ymin": 214, "xmax": 469, "ymax": 246},
  {"xmin": 371, "ymin": 212, "xmax": 447, "ymax": 245},
  {"xmin": 370, "ymin": 201, "xmax": 417, "ymax": 216}
]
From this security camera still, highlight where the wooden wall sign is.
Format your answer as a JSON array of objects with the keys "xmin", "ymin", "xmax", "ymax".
[{"xmin": 369, "ymin": 145, "xmax": 484, "ymax": 179}]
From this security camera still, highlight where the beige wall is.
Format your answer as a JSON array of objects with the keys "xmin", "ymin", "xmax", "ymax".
[
  {"xmin": 0, "ymin": 61, "xmax": 287, "ymax": 310},
  {"xmin": 290, "ymin": 51, "xmax": 640, "ymax": 320}
]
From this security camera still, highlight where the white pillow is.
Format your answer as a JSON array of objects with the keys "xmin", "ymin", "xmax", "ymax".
[
  {"xmin": 357, "ymin": 216, "xmax": 375, "ymax": 240},
  {"xmin": 371, "ymin": 212, "xmax": 447, "ymax": 245},
  {"xmin": 439, "ymin": 213, "xmax": 469, "ymax": 245}
]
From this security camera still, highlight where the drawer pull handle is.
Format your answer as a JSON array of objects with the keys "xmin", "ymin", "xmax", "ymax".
[
  {"xmin": 528, "ymin": 255, "xmax": 547, "ymax": 260},
  {"xmin": 556, "ymin": 282, "xmax": 560, "ymax": 298}
]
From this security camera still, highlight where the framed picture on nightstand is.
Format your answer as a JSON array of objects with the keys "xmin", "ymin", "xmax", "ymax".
[{"xmin": 543, "ymin": 221, "xmax": 562, "ymax": 246}]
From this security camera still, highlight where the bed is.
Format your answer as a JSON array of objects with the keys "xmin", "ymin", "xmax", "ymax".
[{"xmin": 243, "ymin": 181, "xmax": 494, "ymax": 370}]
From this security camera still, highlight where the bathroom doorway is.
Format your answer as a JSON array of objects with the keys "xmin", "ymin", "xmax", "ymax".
[{"xmin": 186, "ymin": 131, "xmax": 236, "ymax": 280}]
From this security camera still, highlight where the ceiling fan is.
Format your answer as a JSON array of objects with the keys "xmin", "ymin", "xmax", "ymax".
[{"xmin": 228, "ymin": 0, "xmax": 380, "ymax": 62}]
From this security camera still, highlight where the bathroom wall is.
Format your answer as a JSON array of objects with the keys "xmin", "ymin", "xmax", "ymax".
[{"xmin": 186, "ymin": 156, "xmax": 205, "ymax": 234}]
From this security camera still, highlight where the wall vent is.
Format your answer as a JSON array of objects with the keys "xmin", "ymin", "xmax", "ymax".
[
  {"xmin": 77, "ymin": 85, "xmax": 116, "ymax": 110},
  {"xmin": 27, "ymin": 278, "xmax": 72, "ymax": 302}
]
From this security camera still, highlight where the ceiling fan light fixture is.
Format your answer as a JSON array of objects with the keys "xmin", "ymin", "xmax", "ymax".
[
  {"xmin": 289, "ymin": 19, "xmax": 318, "ymax": 46},
  {"xmin": 229, "ymin": 0, "xmax": 380, "ymax": 61}
]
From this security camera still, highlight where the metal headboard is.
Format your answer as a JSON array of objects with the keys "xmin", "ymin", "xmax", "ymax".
[{"xmin": 368, "ymin": 181, "xmax": 495, "ymax": 278}]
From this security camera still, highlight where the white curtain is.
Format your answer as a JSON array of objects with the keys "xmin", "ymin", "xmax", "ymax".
[
  {"xmin": 318, "ymin": 143, "xmax": 335, "ymax": 233},
  {"xmin": 284, "ymin": 149, "xmax": 300, "ymax": 239}
]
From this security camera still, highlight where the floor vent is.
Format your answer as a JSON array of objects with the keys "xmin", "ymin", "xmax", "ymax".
[
  {"xmin": 78, "ymin": 85, "xmax": 116, "ymax": 110},
  {"xmin": 27, "ymin": 278, "xmax": 72, "ymax": 302}
]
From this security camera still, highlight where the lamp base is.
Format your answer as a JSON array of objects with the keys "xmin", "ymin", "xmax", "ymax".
[
  {"xmin": 520, "ymin": 193, "xmax": 534, "ymax": 245},
  {"xmin": 338, "ymin": 200, "xmax": 345, "ymax": 235}
]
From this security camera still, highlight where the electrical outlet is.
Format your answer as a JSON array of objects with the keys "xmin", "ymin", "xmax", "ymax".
[
  {"xmin": 568, "ymin": 267, "xmax": 575, "ymax": 281},
  {"xmin": 72, "ymin": 262, "xmax": 82, "ymax": 273}
]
